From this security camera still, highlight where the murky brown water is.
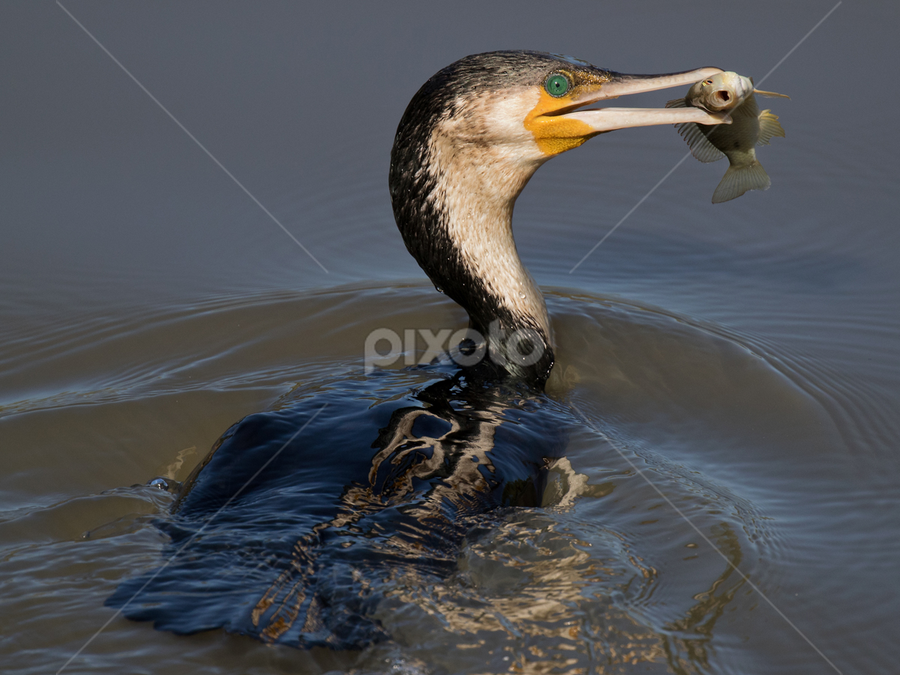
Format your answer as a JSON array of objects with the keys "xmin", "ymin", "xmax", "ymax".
[{"xmin": 3, "ymin": 2, "xmax": 899, "ymax": 674}]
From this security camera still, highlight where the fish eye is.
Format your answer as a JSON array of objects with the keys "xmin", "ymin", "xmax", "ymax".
[
  {"xmin": 702, "ymin": 79, "xmax": 713, "ymax": 86},
  {"xmin": 545, "ymin": 73, "xmax": 571, "ymax": 97}
]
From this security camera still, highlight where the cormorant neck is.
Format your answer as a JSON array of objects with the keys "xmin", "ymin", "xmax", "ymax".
[
  {"xmin": 434, "ymin": 134, "xmax": 550, "ymax": 340},
  {"xmin": 390, "ymin": 79, "xmax": 554, "ymax": 386}
]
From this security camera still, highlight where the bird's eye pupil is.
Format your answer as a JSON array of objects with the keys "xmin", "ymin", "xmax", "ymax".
[{"xmin": 545, "ymin": 74, "xmax": 570, "ymax": 97}]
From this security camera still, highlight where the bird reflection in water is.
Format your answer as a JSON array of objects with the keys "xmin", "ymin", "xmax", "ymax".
[
  {"xmin": 110, "ymin": 363, "xmax": 568, "ymax": 647},
  {"xmin": 243, "ymin": 369, "xmax": 569, "ymax": 646}
]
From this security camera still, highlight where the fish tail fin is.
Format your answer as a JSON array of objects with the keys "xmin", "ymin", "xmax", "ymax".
[
  {"xmin": 757, "ymin": 110, "xmax": 786, "ymax": 145},
  {"xmin": 712, "ymin": 161, "xmax": 771, "ymax": 204}
]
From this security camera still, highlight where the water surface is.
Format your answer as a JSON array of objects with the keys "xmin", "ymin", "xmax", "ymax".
[{"xmin": 2, "ymin": 2, "xmax": 899, "ymax": 674}]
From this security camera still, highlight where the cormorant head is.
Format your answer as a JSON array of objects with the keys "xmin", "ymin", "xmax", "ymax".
[
  {"xmin": 392, "ymin": 51, "xmax": 726, "ymax": 182},
  {"xmin": 390, "ymin": 51, "xmax": 728, "ymax": 386}
]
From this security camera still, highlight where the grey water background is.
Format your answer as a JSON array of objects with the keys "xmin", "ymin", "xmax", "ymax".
[{"xmin": 2, "ymin": 1, "xmax": 899, "ymax": 673}]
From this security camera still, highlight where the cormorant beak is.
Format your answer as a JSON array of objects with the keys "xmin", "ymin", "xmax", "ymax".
[
  {"xmin": 564, "ymin": 67, "xmax": 730, "ymax": 133},
  {"xmin": 526, "ymin": 67, "xmax": 730, "ymax": 157}
]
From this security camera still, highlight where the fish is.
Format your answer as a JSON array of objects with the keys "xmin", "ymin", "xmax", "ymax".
[{"xmin": 666, "ymin": 71, "xmax": 788, "ymax": 203}]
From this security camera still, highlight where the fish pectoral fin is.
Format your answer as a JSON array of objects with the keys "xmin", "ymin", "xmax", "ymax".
[
  {"xmin": 712, "ymin": 161, "xmax": 771, "ymax": 203},
  {"xmin": 665, "ymin": 96, "xmax": 726, "ymax": 162},
  {"xmin": 757, "ymin": 110, "xmax": 786, "ymax": 145},
  {"xmin": 754, "ymin": 88, "xmax": 791, "ymax": 99},
  {"xmin": 674, "ymin": 122, "xmax": 726, "ymax": 163}
]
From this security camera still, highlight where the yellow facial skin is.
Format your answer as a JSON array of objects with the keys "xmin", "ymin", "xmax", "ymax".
[{"xmin": 524, "ymin": 70, "xmax": 612, "ymax": 157}]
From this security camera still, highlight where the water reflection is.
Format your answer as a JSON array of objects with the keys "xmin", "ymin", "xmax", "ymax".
[
  {"xmin": 2, "ymin": 283, "xmax": 854, "ymax": 675},
  {"xmin": 108, "ymin": 361, "xmax": 570, "ymax": 647},
  {"xmin": 103, "ymin": 304, "xmax": 767, "ymax": 674},
  {"xmin": 662, "ymin": 522, "xmax": 746, "ymax": 674},
  {"xmin": 368, "ymin": 498, "xmax": 754, "ymax": 673}
]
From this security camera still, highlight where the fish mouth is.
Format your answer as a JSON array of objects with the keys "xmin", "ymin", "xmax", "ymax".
[
  {"xmin": 714, "ymin": 89, "xmax": 734, "ymax": 105},
  {"xmin": 696, "ymin": 73, "xmax": 755, "ymax": 112},
  {"xmin": 698, "ymin": 87, "xmax": 737, "ymax": 113}
]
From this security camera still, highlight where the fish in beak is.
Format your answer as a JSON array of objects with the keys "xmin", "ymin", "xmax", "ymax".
[{"xmin": 525, "ymin": 66, "xmax": 732, "ymax": 156}]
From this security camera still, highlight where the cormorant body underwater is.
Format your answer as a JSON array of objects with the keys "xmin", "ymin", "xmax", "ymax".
[{"xmin": 108, "ymin": 51, "xmax": 727, "ymax": 647}]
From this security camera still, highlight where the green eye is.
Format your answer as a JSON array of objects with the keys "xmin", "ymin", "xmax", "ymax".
[{"xmin": 545, "ymin": 74, "xmax": 570, "ymax": 97}]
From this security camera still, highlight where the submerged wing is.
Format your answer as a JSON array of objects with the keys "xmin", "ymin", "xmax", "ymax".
[{"xmin": 107, "ymin": 368, "xmax": 568, "ymax": 648}]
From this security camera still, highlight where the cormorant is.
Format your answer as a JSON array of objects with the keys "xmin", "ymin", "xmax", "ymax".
[{"xmin": 107, "ymin": 50, "xmax": 726, "ymax": 648}]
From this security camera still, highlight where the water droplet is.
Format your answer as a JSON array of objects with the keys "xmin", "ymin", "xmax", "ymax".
[
  {"xmin": 434, "ymin": 285, "xmax": 444, "ymax": 294},
  {"xmin": 147, "ymin": 477, "xmax": 171, "ymax": 491}
]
